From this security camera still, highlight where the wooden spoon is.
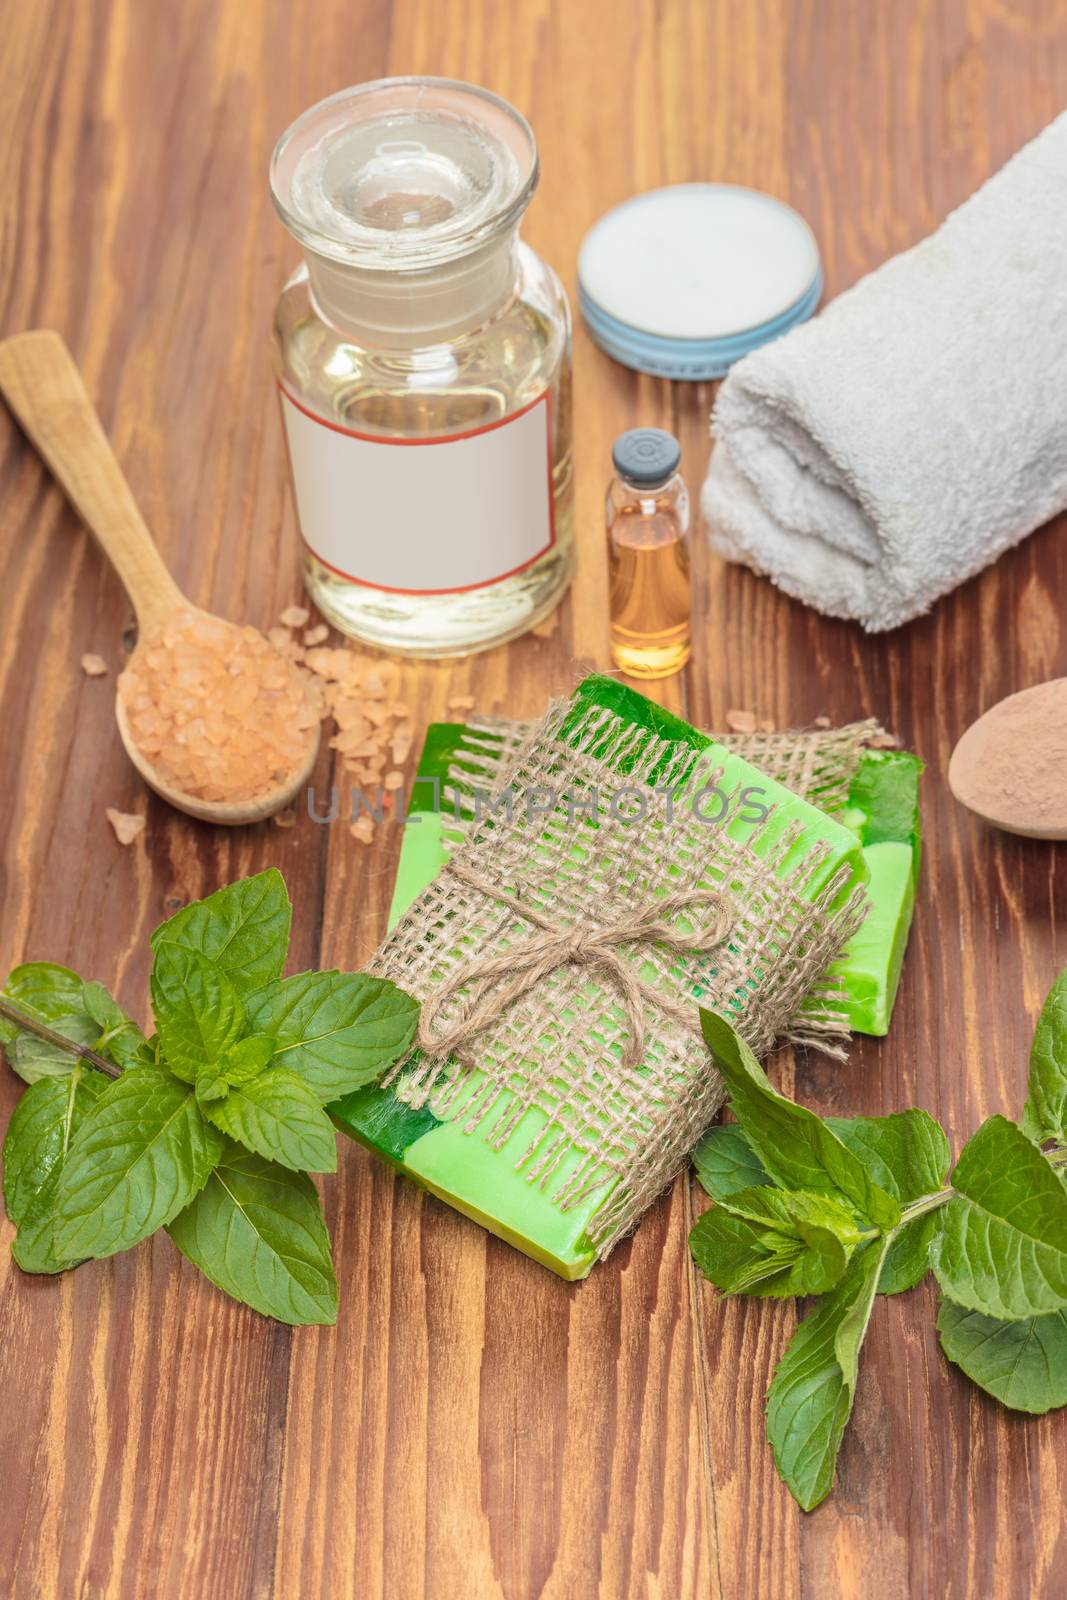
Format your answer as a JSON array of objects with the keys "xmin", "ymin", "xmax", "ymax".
[
  {"xmin": 0, "ymin": 329, "xmax": 320, "ymax": 824},
  {"xmin": 948, "ymin": 679, "xmax": 1067, "ymax": 840}
]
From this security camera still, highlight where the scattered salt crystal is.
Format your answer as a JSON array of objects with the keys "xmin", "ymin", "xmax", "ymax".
[
  {"xmin": 351, "ymin": 816, "xmax": 375, "ymax": 844},
  {"xmin": 304, "ymin": 624, "xmax": 329, "ymax": 646},
  {"xmin": 280, "ymin": 605, "xmax": 310, "ymax": 628},
  {"xmin": 813, "ymin": 715, "xmax": 831, "ymax": 729},
  {"xmin": 332, "ymin": 697, "xmax": 369, "ymax": 730},
  {"xmin": 106, "ymin": 807, "xmax": 145, "ymax": 845},
  {"xmin": 81, "ymin": 653, "xmax": 108, "ymax": 677},
  {"xmin": 273, "ymin": 806, "xmax": 297, "ymax": 828},
  {"xmin": 328, "ymin": 728, "xmax": 371, "ymax": 753},
  {"xmin": 725, "ymin": 709, "xmax": 757, "ymax": 733},
  {"xmin": 304, "ymin": 648, "xmax": 340, "ymax": 678}
]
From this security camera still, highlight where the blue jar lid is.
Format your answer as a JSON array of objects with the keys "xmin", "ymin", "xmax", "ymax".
[{"xmin": 578, "ymin": 184, "xmax": 822, "ymax": 380}]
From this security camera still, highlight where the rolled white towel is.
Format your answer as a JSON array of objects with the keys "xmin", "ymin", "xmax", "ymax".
[{"xmin": 702, "ymin": 111, "xmax": 1067, "ymax": 631}]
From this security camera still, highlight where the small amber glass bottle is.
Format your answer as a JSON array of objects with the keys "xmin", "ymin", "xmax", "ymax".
[{"xmin": 606, "ymin": 429, "xmax": 691, "ymax": 679}]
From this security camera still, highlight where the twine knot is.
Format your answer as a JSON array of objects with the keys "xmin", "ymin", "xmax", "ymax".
[{"xmin": 416, "ymin": 862, "xmax": 734, "ymax": 1071}]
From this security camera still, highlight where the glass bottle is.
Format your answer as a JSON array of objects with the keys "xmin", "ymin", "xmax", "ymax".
[
  {"xmin": 270, "ymin": 78, "xmax": 574, "ymax": 657},
  {"xmin": 606, "ymin": 429, "xmax": 691, "ymax": 679}
]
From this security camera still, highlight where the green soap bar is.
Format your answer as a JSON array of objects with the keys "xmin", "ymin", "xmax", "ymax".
[
  {"xmin": 336, "ymin": 677, "xmax": 868, "ymax": 1280},
  {"xmin": 386, "ymin": 809, "xmax": 449, "ymax": 925},
  {"xmin": 351, "ymin": 723, "xmax": 603, "ymax": 1277},
  {"xmin": 400, "ymin": 1077, "xmax": 600, "ymax": 1278},
  {"xmin": 835, "ymin": 842, "xmax": 916, "ymax": 1035},
  {"xmin": 565, "ymin": 677, "xmax": 868, "ymax": 908},
  {"xmin": 834, "ymin": 749, "xmax": 923, "ymax": 1036},
  {"xmin": 846, "ymin": 749, "xmax": 924, "ymax": 862},
  {"xmin": 389, "ymin": 730, "xmax": 924, "ymax": 1037}
]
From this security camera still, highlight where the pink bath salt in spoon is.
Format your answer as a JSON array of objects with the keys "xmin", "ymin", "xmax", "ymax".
[{"xmin": 0, "ymin": 330, "xmax": 321, "ymax": 825}]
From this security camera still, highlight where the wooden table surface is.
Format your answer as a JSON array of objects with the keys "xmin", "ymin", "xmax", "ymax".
[{"xmin": 2, "ymin": 2, "xmax": 1067, "ymax": 1596}]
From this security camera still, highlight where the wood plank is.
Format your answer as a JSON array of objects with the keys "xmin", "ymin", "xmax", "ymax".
[
  {"xmin": 271, "ymin": 5, "xmax": 713, "ymax": 1595},
  {"xmin": 0, "ymin": 2, "xmax": 389, "ymax": 1595}
]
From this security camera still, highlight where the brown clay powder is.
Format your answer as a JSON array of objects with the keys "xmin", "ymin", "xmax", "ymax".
[{"xmin": 949, "ymin": 678, "xmax": 1067, "ymax": 834}]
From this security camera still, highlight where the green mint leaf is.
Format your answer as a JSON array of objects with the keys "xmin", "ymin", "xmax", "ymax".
[
  {"xmin": 11, "ymin": 1206, "xmax": 77, "ymax": 1274},
  {"xmin": 1022, "ymin": 967, "xmax": 1067, "ymax": 1145},
  {"xmin": 824, "ymin": 1109, "xmax": 951, "ymax": 1201},
  {"xmin": 874, "ymin": 1213, "xmax": 943, "ymax": 1296},
  {"xmin": 766, "ymin": 1233, "xmax": 892, "ymax": 1510},
  {"xmin": 692, "ymin": 1124, "xmax": 771, "ymax": 1200},
  {"xmin": 81, "ymin": 981, "xmax": 154, "ymax": 1070},
  {"xmin": 930, "ymin": 1115, "xmax": 1067, "ymax": 1319},
  {"xmin": 150, "ymin": 869, "xmax": 291, "ymax": 995},
  {"xmin": 690, "ymin": 1186, "xmax": 861, "ymax": 1297},
  {"xmin": 2, "ymin": 962, "xmax": 86, "ymax": 1030},
  {"xmin": 150, "ymin": 945, "xmax": 246, "ymax": 1084},
  {"xmin": 166, "ymin": 1141, "xmax": 338, "ymax": 1324},
  {"xmin": 700, "ymin": 1009, "xmax": 901, "ymax": 1230},
  {"xmin": 9, "ymin": 1013, "xmax": 99, "ymax": 1083},
  {"xmin": 937, "ymin": 1298, "xmax": 1067, "ymax": 1414},
  {"xmin": 245, "ymin": 972, "xmax": 418, "ymax": 1103},
  {"xmin": 825, "ymin": 1109, "xmax": 951, "ymax": 1294},
  {"xmin": 193, "ymin": 1036, "xmax": 279, "ymax": 1108},
  {"xmin": 223, "ymin": 1035, "xmax": 277, "ymax": 1086},
  {"xmin": 1, "ymin": 964, "xmax": 150, "ymax": 1082},
  {"xmin": 688, "ymin": 1116, "xmax": 936, "ymax": 1298},
  {"xmin": 205, "ymin": 1068, "xmax": 337, "ymax": 1173},
  {"xmin": 194, "ymin": 1063, "xmax": 231, "ymax": 1107},
  {"xmin": 4, "ymin": 1068, "xmax": 107, "ymax": 1273},
  {"xmin": 3, "ymin": 1070, "xmax": 103, "ymax": 1223},
  {"xmin": 53, "ymin": 1064, "xmax": 224, "ymax": 1260}
]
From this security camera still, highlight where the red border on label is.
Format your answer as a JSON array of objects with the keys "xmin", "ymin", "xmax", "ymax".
[{"xmin": 277, "ymin": 381, "xmax": 557, "ymax": 597}]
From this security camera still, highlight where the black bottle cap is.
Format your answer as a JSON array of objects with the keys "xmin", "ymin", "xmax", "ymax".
[{"xmin": 611, "ymin": 428, "xmax": 681, "ymax": 488}]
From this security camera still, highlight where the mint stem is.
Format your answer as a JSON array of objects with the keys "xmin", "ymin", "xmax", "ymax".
[
  {"xmin": 895, "ymin": 1141, "xmax": 1067, "ymax": 1228},
  {"xmin": 0, "ymin": 998, "xmax": 121, "ymax": 1080},
  {"xmin": 898, "ymin": 1187, "xmax": 954, "ymax": 1224}
]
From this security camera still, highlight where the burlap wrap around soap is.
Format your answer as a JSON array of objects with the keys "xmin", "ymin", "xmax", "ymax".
[{"xmin": 372, "ymin": 693, "xmax": 868, "ymax": 1257}]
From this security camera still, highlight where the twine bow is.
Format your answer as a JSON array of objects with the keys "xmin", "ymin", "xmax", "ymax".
[{"xmin": 416, "ymin": 860, "xmax": 734, "ymax": 1070}]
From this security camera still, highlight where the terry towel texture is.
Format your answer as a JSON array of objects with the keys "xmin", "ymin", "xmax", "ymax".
[{"xmin": 702, "ymin": 112, "xmax": 1067, "ymax": 631}]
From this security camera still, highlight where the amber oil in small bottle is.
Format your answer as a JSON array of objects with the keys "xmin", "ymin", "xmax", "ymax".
[{"xmin": 606, "ymin": 429, "xmax": 691, "ymax": 679}]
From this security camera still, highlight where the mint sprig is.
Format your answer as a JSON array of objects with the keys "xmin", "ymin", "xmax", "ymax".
[
  {"xmin": 691, "ymin": 980, "xmax": 1067, "ymax": 1510},
  {"xmin": 0, "ymin": 869, "xmax": 417, "ymax": 1325}
]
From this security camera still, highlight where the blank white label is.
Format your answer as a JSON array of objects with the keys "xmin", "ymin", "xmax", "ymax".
[{"xmin": 279, "ymin": 386, "xmax": 555, "ymax": 594}]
